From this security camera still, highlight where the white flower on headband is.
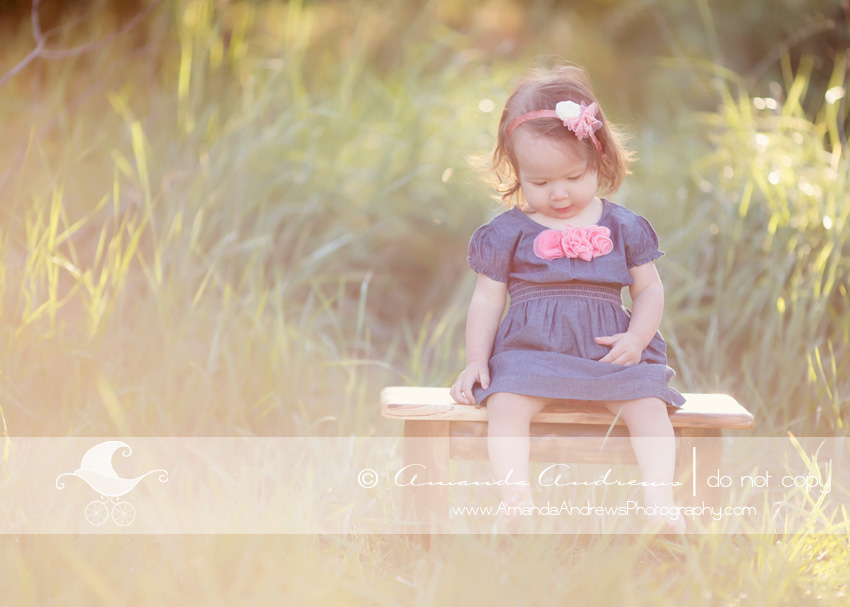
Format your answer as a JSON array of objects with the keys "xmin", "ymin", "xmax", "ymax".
[
  {"xmin": 505, "ymin": 99, "xmax": 604, "ymax": 154},
  {"xmin": 555, "ymin": 101, "xmax": 581, "ymax": 121}
]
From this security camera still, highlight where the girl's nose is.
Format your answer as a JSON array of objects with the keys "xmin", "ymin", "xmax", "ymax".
[{"xmin": 551, "ymin": 188, "xmax": 568, "ymax": 201}]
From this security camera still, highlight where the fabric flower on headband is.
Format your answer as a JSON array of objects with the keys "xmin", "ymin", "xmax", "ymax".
[
  {"xmin": 507, "ymin": 99, "xmax": 604, "ymax": 154},
  {"xmin": 554, "ymin": 101, "xmax": 602, "ymax": 141},
  {"xmin": 533, "ymin": 224, "xmax": 613, "ymax": 262}
]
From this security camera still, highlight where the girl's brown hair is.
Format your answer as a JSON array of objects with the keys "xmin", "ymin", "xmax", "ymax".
[{"xmin": 491, "ymin": 65, "xmax": 635, "ymax": 206}]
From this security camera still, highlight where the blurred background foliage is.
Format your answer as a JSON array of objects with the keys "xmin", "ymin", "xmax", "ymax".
[{"xmin": 0, "ymin": 0, "xmax": 848, "ymax": 437}]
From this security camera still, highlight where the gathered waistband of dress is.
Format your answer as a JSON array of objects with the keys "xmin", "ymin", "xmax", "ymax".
[{"xmin": 509, "ymin": 281, "xmax": 622, "ymax": 305}]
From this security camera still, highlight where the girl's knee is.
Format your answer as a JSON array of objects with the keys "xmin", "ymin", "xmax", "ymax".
[
  {"xmin": 604, "ymin": 397, "xmax": 668, "ymax": 423},
  {"xmin": 486, "ymin": 392, "xmax": 549, "ymax": 421}
]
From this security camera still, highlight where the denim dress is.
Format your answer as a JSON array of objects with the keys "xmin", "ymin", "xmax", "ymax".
[{"xmin": 467, "ymin": 199, "xmax": 686, "ymax": 409}]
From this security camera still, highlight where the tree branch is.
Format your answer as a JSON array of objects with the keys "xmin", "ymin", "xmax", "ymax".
[
  {"xmin": 0, "ymin": 39, "xmax": 45, "ymax": 89},
  {"xmin": 745, "ymin": 18, "xmax": 837, "ymax": 86},
  {"xmin": 40, "ymin": 0, "xmax": 165, "ymax": 60},
  {"xmin": 0, "ymin": 0, "xmax": 164, "ymax": 89}
]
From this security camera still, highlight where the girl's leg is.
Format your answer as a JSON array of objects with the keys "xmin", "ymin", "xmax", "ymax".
[
  {"xmin": 603, "ymin": 397, "xmax": 684, "ymax": 530},
  {"xmin": 485, "ymin": 392, "xmax": 549, "ymax": 508}
]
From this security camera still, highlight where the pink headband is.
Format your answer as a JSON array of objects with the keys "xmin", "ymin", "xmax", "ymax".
[{"xmin": 506, "ymin": 100, "xmax": 603, "ymax": 155}]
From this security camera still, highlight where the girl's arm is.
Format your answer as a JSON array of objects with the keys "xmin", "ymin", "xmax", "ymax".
[
  {"xmin": 595, "ymin": 261, "xmax": 663, "ymax": 364},
  {"xmin": 624, "ymin": 261, "xmax": 664, "ymax": 350},
  {"xmin": 450, "ymin": 274, "xmax": 508, "ymax": 404},
  {"xmin": 466, "ymin": 274, "xmax": 508, "ymax": 364}
]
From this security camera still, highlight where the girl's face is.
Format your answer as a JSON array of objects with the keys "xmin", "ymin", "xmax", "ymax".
[{"xmin": 513, "ymin": 130, "xmax": 599, "ymax": 224}]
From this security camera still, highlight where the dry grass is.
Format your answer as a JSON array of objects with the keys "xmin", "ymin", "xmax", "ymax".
[{"xmin": 0, "ymin": 0, "xmax": 848, "ymax": 604}]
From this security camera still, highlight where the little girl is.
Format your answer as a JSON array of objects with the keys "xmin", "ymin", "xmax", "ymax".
[{"xmin": 449, "ymin": 65, "xmax": 687, "ymax": 533}]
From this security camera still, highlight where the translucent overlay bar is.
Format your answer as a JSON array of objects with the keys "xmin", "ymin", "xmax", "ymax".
[{"xmin": 0, "ymin": 436, "xmax": 846, "ymax": 534}]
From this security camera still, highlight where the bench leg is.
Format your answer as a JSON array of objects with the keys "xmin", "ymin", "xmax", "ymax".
[
  {"xmin": 676, "ymin": 428, "xmax": 723, "ymax": 527},
  {"xmin": 401, "ymin": 420, "xmax": 450, "ymax": 547}
]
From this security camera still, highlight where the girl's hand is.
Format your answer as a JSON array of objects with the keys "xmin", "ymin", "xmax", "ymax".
[
  {"xmin": 450, "ymin": 361, "xmax": 490, "ymax": 407},
  {"xmin": 595, "ymin": 332, "xmax": 644, "ymax": 365}
]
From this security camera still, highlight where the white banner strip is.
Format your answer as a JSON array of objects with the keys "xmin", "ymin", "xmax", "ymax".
[{"xmin": 0, "ymin": 437, "xmax": 846, "ymax": 534}]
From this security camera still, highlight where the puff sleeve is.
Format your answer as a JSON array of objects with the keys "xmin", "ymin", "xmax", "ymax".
[
  {"xmin": 624, "ymin": 214, "xmax": 665, "ymax": 269},
  {"xmin": 467, "ymin": 224, "xmax": 512, "ymax": 282}
]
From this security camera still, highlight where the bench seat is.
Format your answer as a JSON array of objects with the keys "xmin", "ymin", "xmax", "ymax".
[
  {"xmin": 380, "ymin": 386, "xmax": 754, "ymax": 540},
  {"xmin": 382, "ymin": 386, "xmax": 754, "ymax": 429}
]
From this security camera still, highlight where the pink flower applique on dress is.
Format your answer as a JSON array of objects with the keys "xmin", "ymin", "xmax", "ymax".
[{"xmin": 533, "ymin": 224, "xmax": 613, "ymax": 262}]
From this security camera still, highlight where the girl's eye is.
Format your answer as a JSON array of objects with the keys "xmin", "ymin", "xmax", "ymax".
[{"xmin": 531, "ymin": 182, "xmax": 547, "ymax": 186}]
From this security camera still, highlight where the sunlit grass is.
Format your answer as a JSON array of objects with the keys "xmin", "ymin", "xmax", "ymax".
[
  {"xmin": 2, "ymin": 0, "xmax": 845, "ymax": 437},
  {"xmin": 1, "ymin": 0, "xmax": 496, "ymax": 437},
  {"xmin": 655, "ymin": 54, "xmax": 850, "ymax": 434},
  {"xmin": 0, "ymin": 0, "xmax": 848, "ymax": 604},
  {"xmin": 1, "ymin": 531, "xmax": 848, "ymax": 604}
]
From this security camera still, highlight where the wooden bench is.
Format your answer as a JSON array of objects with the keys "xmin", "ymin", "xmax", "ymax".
[{"xmin": 381, "ymin": 387, "xmax": 754, "ymax": 539}]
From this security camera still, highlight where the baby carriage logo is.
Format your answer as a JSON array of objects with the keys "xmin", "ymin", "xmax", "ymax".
[{"xmin": 55, "ymin": 441, "xmax": 168, "ymax": 526}]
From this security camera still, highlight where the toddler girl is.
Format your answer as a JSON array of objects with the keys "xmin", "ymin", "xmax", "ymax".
[{"xmin": 449, "ymin": 65, "xmax": 686, "ymax": 533}]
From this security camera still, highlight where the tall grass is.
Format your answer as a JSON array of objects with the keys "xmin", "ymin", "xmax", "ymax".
[
  {"xmin": 0, "ymin": 0, "xmax": 847, "ymax": 435},
  {"xmin": 655, "ymin": 55, "xmax": 849, "ymax": 434},
  {"xmin": 1, "ymin": 1, "xmax": 849, "ymax": 605},
  {"xmin": 0, "ymin": 0, "xmax": 498, "ymax": 436}
]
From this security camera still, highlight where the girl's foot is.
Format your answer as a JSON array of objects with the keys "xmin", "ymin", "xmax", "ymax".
[
  {"xmin": 646, "ymin": 512, "xmax": 686, "ymax": 535},
  {"xmin": 646, "ymin": 512, "xmax": 688, "ymax": 535},
  {"xmin": 492, "ymin": 511, "xmax": 524, "ymax": 534},
  {"xmin": 641, "ymin": 487, "xmax": 685, "ymax": 535},
  {"xmin": 492, "ymin": 497, "xmax": 536, "ymax": 534}
]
